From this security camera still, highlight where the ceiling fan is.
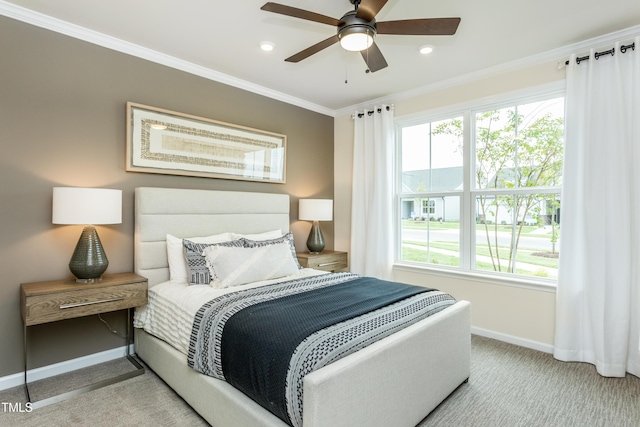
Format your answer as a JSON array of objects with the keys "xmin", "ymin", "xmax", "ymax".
[{"xmin": 261, "ymin": 0, "xmax": 461, "ymax": 73}]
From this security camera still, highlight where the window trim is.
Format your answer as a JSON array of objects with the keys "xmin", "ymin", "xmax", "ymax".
[
  {"xmin": 394, "ymin": 82, "xmax": 565, "ymax": 286},
  {"xmin": 392, "ymin": 262, "xmax": 558, "ymax": 293}
]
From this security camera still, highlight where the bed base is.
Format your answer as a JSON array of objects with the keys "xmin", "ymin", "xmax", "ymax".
[{"xmin": 135, "ymin": 300, "xmax": 470, "ymax": 427}]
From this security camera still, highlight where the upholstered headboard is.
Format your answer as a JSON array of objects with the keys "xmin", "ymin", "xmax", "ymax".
[{"xmin": 134, "ymin": 187, "xmax": 291, "ymax": 287}]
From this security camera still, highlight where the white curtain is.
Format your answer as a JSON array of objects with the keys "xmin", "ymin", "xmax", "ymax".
[
  {"xmin": 554, "ymin": 37, "xmax": 640, "ymax": 377},
  {"xmin": 350, "ymin": 106, "xmax": 395, "ymax": 279}
]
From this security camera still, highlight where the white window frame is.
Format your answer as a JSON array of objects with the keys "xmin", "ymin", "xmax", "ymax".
[{"xmin": 394, "ymin": 82, "xmax": 565, "ymax": 289}]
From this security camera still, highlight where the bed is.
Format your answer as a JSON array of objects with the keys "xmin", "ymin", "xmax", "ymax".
[{"xmin": 133, "ymin": 187, "xmax": 471, "ymax": 427}]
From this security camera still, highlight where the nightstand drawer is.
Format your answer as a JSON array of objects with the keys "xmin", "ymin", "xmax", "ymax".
[
  {"xmin": 21, "ymin": 274, "xmax": 148, "ymax": 326},
  {"xmin": 297, "ymin": 251, "xmax": 348, "ymax": 272}
]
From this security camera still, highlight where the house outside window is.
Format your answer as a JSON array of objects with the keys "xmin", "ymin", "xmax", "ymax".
[{"xmin": 396, "ymin": 91, "xmax": 564, "ymax": 282}]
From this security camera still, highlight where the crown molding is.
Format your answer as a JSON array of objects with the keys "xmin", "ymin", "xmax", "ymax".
[
  {"xmin": 2, "ymin": 0, "xmax": 638, "ymax": 119},
  {"xmin": 335, "ymin": 24, "xmax": 640, "ymax": 116},
  {"xmin": 0, "ymin": 1, "xmax": 335, "ymax": 117}
]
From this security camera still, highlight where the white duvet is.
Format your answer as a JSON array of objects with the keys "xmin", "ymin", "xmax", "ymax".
[{"xmin": 133, "ymin": 268, "xmax": 328, "ymax": 355}]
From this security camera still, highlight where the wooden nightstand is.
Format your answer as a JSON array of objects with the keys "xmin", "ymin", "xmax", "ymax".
[
  {"xmin": 21, "ymin": 272, "xmax": 148, "ymax": 408},
  {"xmin": 297, "ymin": 250, "xmax": 348, "ymax": 272}
]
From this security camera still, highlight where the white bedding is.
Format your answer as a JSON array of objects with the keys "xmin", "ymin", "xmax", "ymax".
[{"xmin": 133, "ymin": 268, "xmax": 329, "ymax": 355}]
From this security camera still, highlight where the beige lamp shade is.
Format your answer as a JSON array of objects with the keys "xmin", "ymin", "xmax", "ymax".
[
  {"xmin": 53, "ymin": 187, "xmax": 122, "ymax": 225},
  {"xmin": 298, "ymin": 199, "xmax": 333, "ymax": 221}
]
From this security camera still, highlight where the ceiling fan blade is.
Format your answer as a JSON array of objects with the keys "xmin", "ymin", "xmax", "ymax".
[
  {"xmin": 356, "ymin": 0, "xmax": 388, "ymax": 21},
  {"xmin": 360, "ymin": 42, "xmax": 388, "ymax": 73},
  {"xmin": 376, "ymin": 18, "xmax": 461, "ymax": 35},
  {"xmin": 285, "ymin": 35, "xmax": 339, "ymax": 63},
  {"xmin": 261, "ymin": 2, "xmax": 341, "ymax": 26}
]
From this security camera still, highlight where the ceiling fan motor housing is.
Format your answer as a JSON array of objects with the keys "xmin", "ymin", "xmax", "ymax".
[{"xmin": 338, "ymin": 10, "xmax": 377, "ymax": 43}]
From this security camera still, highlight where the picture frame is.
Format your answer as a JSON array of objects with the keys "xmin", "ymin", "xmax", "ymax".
[{"xmin": 126, "ymin": 102, "xmax": 286, "ymax": 183}]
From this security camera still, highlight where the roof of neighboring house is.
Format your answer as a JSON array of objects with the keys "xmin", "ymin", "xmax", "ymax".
[{"xmin": 402, "ymin": 167, "xmax": 464, "ymax": 193}]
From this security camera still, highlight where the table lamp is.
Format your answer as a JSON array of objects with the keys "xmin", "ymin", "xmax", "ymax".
[
  {"xmin": 52, "ymin": 187, "xmax": 122, "ymax": 283},
  {"xmin": 298, "ymin": 199, "xmax": 333, "ymax": 254}
]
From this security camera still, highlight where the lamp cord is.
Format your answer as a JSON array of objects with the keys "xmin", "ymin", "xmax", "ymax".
[{"xmin": 98, "ymin": 313, "xmax": 127, "ymax": 338}]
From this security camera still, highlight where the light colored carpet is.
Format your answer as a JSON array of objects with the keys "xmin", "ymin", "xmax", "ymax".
[
  {"xmin": 0, "ymin": 358, "xmax": 208, "ymax": 426},
  {"xmin": 420, "ymin": 336, "xmax": 640, "ymax": 427},
  {"xmin": 1, "ymin": 336, "xmax": 638, "ymax": 426}
]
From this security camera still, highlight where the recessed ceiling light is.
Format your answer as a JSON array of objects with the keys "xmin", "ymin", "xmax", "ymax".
[
  {"xmin": 150, "ymin": 124, "xmax": 167, "ymax": 130},
  {"xmin": 418, "ymin": 45, "xmax": 434, "ymax": 55},
  {"xmin": 260, "ymin": 41, "xmax": 275, "ymax": 52}
]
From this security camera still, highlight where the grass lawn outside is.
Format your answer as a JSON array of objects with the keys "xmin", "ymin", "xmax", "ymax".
[{"xmin": 402, "ymin": 238, "xmax": 559, "ymax": 278}]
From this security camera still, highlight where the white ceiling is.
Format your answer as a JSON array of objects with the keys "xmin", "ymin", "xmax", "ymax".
[{"xmin": 2, "ymin": 0, "xmax": 640, "ymax": 114}]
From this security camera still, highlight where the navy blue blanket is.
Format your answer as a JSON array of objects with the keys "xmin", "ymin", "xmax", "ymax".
[
  {"xmin": 223, "ymin": 276, "xmax": 435, "ymax": 424},
  {"xmin": 188, "ymin": 273, "xmax": 456, "ymax": 427}
]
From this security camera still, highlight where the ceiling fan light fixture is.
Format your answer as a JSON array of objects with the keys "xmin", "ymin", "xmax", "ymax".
[{"xmin": 339, "ymin": 29, "xmax": 374, "ymax": 52}]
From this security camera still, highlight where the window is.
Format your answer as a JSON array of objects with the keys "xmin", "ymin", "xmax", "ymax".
[
  {"xmin": 397, "ymin": 93, "xmax": 564, "ymax": 281},
  {"xmin": 399, "ymin": 117, "xmax": 463, "ymax": 267},
  {"xmin": 421, "ymin": 199, "xmax": 435, "ymax": 216}
]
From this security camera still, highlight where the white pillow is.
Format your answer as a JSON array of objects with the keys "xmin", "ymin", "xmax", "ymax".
[
  {"xmin": 242, "ymin": 231, "xmax": 302, "ymax": 269},
  {"xmin": 231, "ymin": 229, "xmax": 282, "ymax": 241},
  {"xmin": 166, "ymin": 233, "xmax": 234, "ymax": 281},
  {"xmin": 204, "ymin": 242, "xmax": 299, "ymax": 288}
]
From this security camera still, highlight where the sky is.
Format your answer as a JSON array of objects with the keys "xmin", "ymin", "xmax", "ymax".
[{"xmin": 400, "ymin": 97, "xmax": 564, "ymax": 172}]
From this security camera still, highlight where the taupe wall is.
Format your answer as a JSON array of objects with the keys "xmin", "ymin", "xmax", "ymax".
[{"xmin": 0, "ymin": 17, "xmax": 334, "ymax": 377}]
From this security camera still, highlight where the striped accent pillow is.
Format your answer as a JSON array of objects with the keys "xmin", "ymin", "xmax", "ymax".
[
  {"xmin": 183, "ymin": 239, "xmax": 245, "ymax": 285},
  {"xmin": 167, "ymin": 233, "xmax": 234, "ymax": 281}
]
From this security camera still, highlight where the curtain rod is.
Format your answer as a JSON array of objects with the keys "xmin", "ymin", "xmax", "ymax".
[
  {"xmin": 565, "ymin": 42, "xmax": 635, "ymax": 66},
  {"xmin": 351, "ymin": 105, "xmax": 394, "ymax": 119}
]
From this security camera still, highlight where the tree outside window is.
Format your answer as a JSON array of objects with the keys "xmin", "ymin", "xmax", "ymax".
[{"xmin": 398, "ymin": 95, "xmax": 564, "ymax": 281}]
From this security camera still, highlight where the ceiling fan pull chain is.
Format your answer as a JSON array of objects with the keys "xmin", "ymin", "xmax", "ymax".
[
  {"xmin": 365, "ymin": 28, "xmax": 370, "ymax": 73},
  {"xmin": 345, "ymin": 57, "xmax": 349, "ymax": 84}
]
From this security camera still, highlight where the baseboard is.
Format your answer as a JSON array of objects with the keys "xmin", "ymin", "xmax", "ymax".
[
  {"xmin": 0, "ymin": 344, "xmax": 135, "ymax": 392},
  {"xmin": 2, "ymin": 331, "xmax": 551, "ymax": 391},
  {"xmin": 471, "ymin": 326, "xmax": 554, "ymax": 354}
]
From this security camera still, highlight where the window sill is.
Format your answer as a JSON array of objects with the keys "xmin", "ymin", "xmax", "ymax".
[{"xmin": 393, "ymin": 262, "xmax": 557, "ymax": 293}]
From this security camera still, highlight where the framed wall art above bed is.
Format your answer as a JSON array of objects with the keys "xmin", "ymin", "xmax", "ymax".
[{"xmin": 125, "ymin": 102, "xmax": 287, "ymax": 183}]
